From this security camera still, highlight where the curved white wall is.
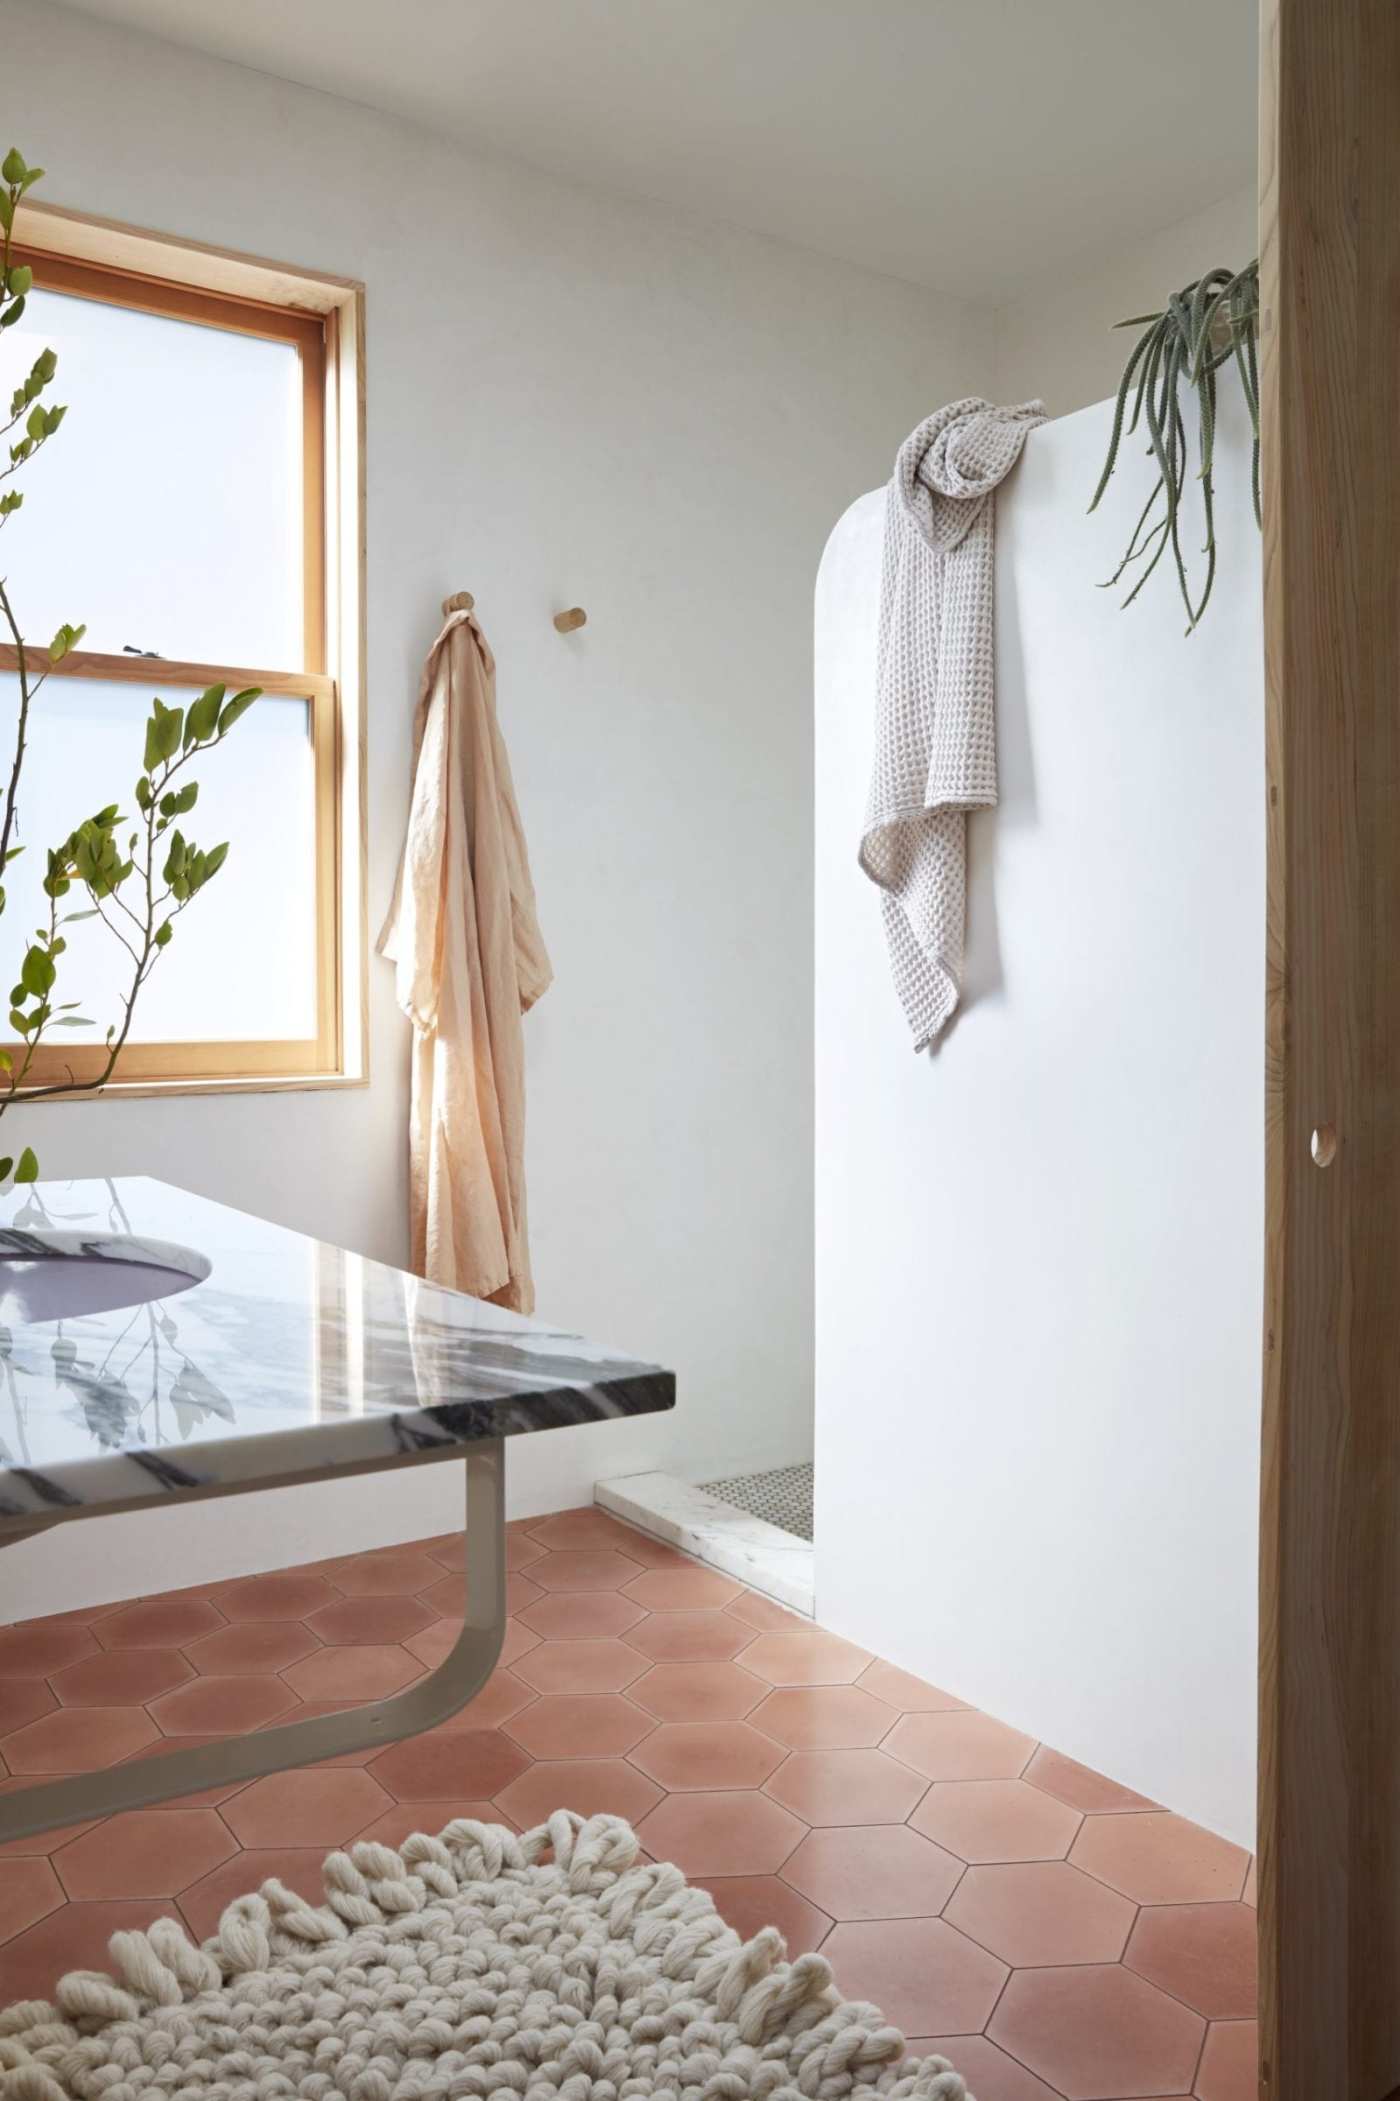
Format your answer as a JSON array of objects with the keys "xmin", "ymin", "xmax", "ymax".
[{"xmin": 814, "ymin": 393, "xmax": 1263, "ymax": 1843}]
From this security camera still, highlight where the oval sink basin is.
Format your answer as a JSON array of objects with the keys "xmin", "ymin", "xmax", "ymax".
[{"xmin": 0, "ymin": 1232, "xmax": 211, "ymax": 1324}]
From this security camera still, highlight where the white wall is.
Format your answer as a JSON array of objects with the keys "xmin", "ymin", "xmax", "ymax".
[
  {"xmin": 814, "ymin": 393, "xmax": 1263, "ymax": 1843},
  {"xmin": 995, "ymin": 184, "xmax": 1258, "ymax": 417},
  {"xmin": 1, "ymin": 0, "xmax": 992, "ymax": 1615}
]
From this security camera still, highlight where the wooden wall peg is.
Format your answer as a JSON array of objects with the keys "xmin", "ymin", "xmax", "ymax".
[
  {"xmin": 442, "ymin": 591, "xmax": 475, "ymax": 615},
  {"xmin": 553, "ymin": 606, "xmax": 587, "ymax": 634}
]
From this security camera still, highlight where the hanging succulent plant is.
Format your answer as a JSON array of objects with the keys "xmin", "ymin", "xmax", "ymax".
[{"xmin": 1089, "ymin": 262, "xmax": 1260, "ymax": 630}]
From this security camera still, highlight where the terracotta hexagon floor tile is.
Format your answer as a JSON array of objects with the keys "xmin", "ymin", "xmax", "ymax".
[
  {"xmin": 736, "ymin": 1631, "xmax": 872, "ymax": 1687},
  {"xmin": 857, "ymin": 1661, "xmax": 969, "ymax": 1713},
  {"xmin": 905, "ymin": 2035, "xmax": 1061, "ymax": 2101},
  {"xmin": 631, "ymin": 1720, "xmax": 785, "ymax": 1792},
  {"xmin": 353, "ymin": 1800, "xmax": 511, "ymax": 1848},
  {"xmin": 0, "ymin": 1856, "xmax": 62, "ymax": 1944},
  {"xmin": 183, "ymin": 1622, "xmax": 320, "ymax": 1676},
  {"xmin": 726, "ymin": 1593, "xmax": 809, "ymax": 1634},
  {"xmin": 505, "ymin": 1573, "xmax": 546, "ymax": 1614},
  {"xmin": 885, "ymin": 1710, "xmax": 1036, "ymax": 1782},
  {"xmin": 54, "ymin": 1809, "xmax": 238, "ymax": 1900},
  {"xmin": 49, "ymin": 1647, "xmax": 194, "ymax": 1707},
  {"xmin": 765, "ymin": 1746, "xmax": 927, "ymax": 1826},
  {"xmin": 1242, "ymin": 1854, "xmax": 1257, "ymax": 1906},
  {"xmin": 944, "ymin": 1860, "xmax": 1136, "ymax": 1967},
  {"xmin": 0, "ymin": 1899, "xmax": 175, "ymax": 2005},
  {"xmin": 1023, "ymin": 1743, "xmax": 1159, "ymax": 1815},
  {"xmin": 1068, "ymin": 1811, "xmax": 1249, "ymax": 1905},
  {"xmin": 504, "ymin": 1694, "xmax": 654, "ymax": 1761},
  {"xmin": 99, "ymin": 1596, "xmax": 226, "ymax": 1648},
  {"xmin": 423, "ymin": 1533, "xmax": 468, "ymax": 1572},
  {"xmin": 638, "ymin": 1789, "xmax": 805, "ymax": 1877},
  {"xmin": 178, "ymin": 1848, "xmax": 334, "ymax": 1944},
  {"xmin": 782, "ymin": 1824, "xmax": 961, "ymax": 1919},
  {"xmin": 369, "ymin": 1728, "xmax": 531, "ymax": 1802},
  {"xmin": 749, "ymin": 1685, "xmax": 898, "ymax": 1750},
  {"xmin": 496, "ymin": 1757, "xmax": 663, "ymax": 1830},
  {"xmin": 699, "ymin": 1875, "xmax": 832, "ymax": 1957},
  {"xmin": 910, "ymin": 1779, "xmax": 1081, "ymax": 1863},
  {"xmin": 5, "ymin": 1705, "xmax": 159, "ymax": 1773},
  {"xmin": 215, "ymin": 1572, "xmax": 338, "ymax": 1622},
  {"xmin": 624, "ymin": 1612, "xmax": 753, "ymax": 1663},
  {"xmin": 989, "ymin": 1964, "xmax": 1205, "ymax": 2100},
  {"xmin": 224, "ymin": 1767, "xmax": 391, "ymax": 1848},
  {"xmin": 1124, "ymin": 1900, "xmax": 1257, "ymax": 2018},
  {"xmin": 499, "ymin": 1619, "xmax": 543, "ymax": 1668},
  {"xmin": 282, "ymin": 1644, "xmax": 420, "ymax": 1704},
  {"xmin": 1194, "ymin": 2019, "xmax": 1257, "ymax": 2101},
  {"xmin": 513, "ymin": 1639, "xmax": 649, "ymax": 1696},
  {"xmin": 519, "ymin": 1592, "xmax": 648, "ymax": 1641},
  {"xmin": 0, "ymin": 1680, "xmax": 58, "ymax": 1736},
  {"xmin": 405, "ymin": 1619, "xmax": 463, "ymax": 1671},
  {"xmin": 530, "ymin": 1551, "xmax": 647, "ymax": 1594},
  {"xmin": 630, "ymin": 1660, "xmax": 766, "ymax": 1723},
  {"xmin": 821, "ymin": 1918, "xmax": 1008, "ymax": 2037},
  {"xmin": 330, "ymin": 1551, "xmax": 442, "ymax": 1597},
  {"xmin": 0, "ymin": 1620, "xmax": 100, "ymax": 1677},
  {"xmin": 149, "ymin": 1674, "xmax": 299, "ymax": 1737},
  {"xmin": 428, "ymin": 1668, "xmax": 536, "ymax": 1733},
  {"xmin": 527, "ymin": 1510, "xmax": 645, "ymax": 1554},
  {"xmin": 505, "ymin": 1532, "xmax": 547, "ymax": 1572},
  {"xmin": 623, "ymin": 1567, "xmax": 743, "ymax": 1612}
]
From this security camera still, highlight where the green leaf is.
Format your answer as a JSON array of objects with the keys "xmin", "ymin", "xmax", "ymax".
[
  {"xmin": 20, "ymin": 947, "xmax": 54, "ymax": 998},
  {"xmin": 217, "ymin": 687, "xmax": 260, "ymax": 736},
  {"xmin": 201, "ymin": 840, "xmax": 229, "ymax": 882},
  {"xmin": 184, "ymin": 685, "xmax": 225, "ymax": 747},
  {"xmin": 0, "ymin": 1157, "xmax": 11, "ymax": 1179},
  {"xmin": 1, "ymin": 148, "xmax": 28, "ymax": 185},
  {"xmin": 13, "ymin": 1148, "xmax": 39, "ymax": 1185},
  {"xmin": 0, "ymin": 298, "xmax": 26, "ymax": 330},
  {"xmin": 25, "ymin": 403, "xmax": 45, "ymax": 442},
  {"xmin": 143, "ymin": 699, "xmax": 184, "ymax": 773},
  {"xmin": 154, "ymin": 920, "xmax": 173, "ymax": 948},
  {"xmin": 7, "ymin": 265, "xmax": 32, "ymax": 298},
  {"xmin": 51, "ymin": 1016, "xmax": 92, "ymax": 1027},
  {"xmin": 0, "ymin": 193, "xmax": 11, "ymax": 234}
]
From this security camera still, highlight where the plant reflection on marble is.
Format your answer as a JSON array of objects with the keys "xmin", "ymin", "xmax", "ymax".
[
  {"xmin": 0, "ymin": 1181, "xmax": 235, "ymax": 1471},
  {"xmin": 0, "ymin": 1176, "xmax": 674, "ymax": 1522}
]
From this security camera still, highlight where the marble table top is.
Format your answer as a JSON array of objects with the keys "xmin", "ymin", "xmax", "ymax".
[{"xmin": 0, "ymin": 1178, "xmax": 673, "ymax": 1527}]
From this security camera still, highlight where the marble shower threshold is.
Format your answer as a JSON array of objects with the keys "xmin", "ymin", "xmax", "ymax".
[{"xmin": 595, "ymin": 1468, "xmax": 815, "ymax": 1616}]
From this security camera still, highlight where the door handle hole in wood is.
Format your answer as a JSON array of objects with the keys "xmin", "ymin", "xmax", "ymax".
[{"xmin": 1311, "ymin": 1123, "xmax": 1338, "ymax": 1168}]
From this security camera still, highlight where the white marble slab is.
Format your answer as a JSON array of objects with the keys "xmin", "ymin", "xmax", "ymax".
[
  {"xmin": 597, "ymin": 1469, "xmax": 814, "ymax": 1616},
  {"xmin": 0, "ymin": 1177, "xmax": 673, "ymax": 1526}
]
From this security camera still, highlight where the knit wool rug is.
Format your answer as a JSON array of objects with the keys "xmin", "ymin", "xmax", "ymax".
[{"xmin": 0, "ymin": 1814, "xmax": 973, "ymax": 2101}]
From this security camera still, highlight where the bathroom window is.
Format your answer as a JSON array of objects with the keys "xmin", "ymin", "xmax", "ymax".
[{"xmin": 0, "ymin": 225, "xmax": 365, "ymax": 1090}]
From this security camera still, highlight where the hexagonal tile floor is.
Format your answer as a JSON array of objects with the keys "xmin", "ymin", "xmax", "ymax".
[{"xmin": 0, "ymin": 1509, "xmax": 1256, "ymax": 2100}]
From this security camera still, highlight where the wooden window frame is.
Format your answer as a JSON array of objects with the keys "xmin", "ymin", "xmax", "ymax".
[{"xmin": 0, "ymin": 206, "xmax": 366, "ymax": 1096}]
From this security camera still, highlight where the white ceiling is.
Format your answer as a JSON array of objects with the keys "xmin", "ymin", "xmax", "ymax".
[{"xmin": 55, "ymin": 0, "xmax": 1257, "ymax": 302}]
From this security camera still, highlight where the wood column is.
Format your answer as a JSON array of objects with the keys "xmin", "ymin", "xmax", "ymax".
[{"xmin": 1257, "ymin": 0, "xmax": 1400, "ymax": 2094}]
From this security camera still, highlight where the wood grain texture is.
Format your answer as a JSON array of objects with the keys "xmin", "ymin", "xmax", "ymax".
[{"xmin": 1258, "ymin": 0, "xmax": 1400, "ymax": 2094}]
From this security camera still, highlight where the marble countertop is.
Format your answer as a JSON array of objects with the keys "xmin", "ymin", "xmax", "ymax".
[{"xmin": 0, "ymin": 1178, "xmax": 674, "ymax": 1527}]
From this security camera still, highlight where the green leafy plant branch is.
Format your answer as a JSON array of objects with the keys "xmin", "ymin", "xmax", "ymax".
[
  {"xmin": 0, "ymin": 147, "xmax": 257, "ymax": 1184},
  {"xmin": 1089, "ymin": 261, "xmax": 1260, "ymax": 631}
]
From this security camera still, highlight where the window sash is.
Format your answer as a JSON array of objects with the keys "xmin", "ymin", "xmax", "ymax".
[
  {"xmin": 0, "ymin": 647, "xmax": 341, "ymax": 1084},
  {"xmin": 0, "ymin": 243, "xmax": 345, "ymax": 1089}
]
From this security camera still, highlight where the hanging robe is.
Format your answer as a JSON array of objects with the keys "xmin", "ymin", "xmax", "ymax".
[{"xmin": 378, "ymin": 607, "xmax": 552, "ymax": 1311}]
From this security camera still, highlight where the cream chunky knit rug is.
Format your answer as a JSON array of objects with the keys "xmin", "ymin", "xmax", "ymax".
[{"xmin": 0, "ymin": 1814, "xmax": 972, "ymax": 2101}]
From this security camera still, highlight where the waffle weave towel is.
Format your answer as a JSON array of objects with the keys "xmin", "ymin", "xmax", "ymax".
[{"xmin": 860, "ymin": 397, "xmax": 1045, "ymax": 1049}]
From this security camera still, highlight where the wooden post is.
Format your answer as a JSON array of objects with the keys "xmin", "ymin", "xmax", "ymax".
[{"xmin": 1257, "ymin": 0, "xmax": 1400, "ymax": 2095}]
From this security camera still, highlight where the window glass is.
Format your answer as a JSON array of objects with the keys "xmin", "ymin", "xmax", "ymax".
[
  {"xmin": 0, "ymin": 287, "xmax": 303, "ymax": 668},
  {"xmin": 0, "ymin": 674, "xmax": 318, "ymax": 1043}
]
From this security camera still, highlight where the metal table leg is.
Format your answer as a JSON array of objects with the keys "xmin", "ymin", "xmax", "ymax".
[{"xmin": 0, "ymin": 1439, "xmax": 505, "ymax": 1845}]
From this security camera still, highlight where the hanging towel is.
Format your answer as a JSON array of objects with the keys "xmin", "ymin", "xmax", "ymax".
[
  {"xmin": 860, "ymin": 396, "xmax": 1045, "ymax": 1049},
  {"xmin": 378, "ymin": 607, "xmax": 552, "ymax": 1311}
]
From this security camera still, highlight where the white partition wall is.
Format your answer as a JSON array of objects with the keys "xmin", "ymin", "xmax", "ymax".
[{"xmin": 813, "ymin": 396, "xmax": 1264, "ymax": 1844}]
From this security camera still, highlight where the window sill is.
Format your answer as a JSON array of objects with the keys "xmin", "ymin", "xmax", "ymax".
[{"xmin": 20, "ymin": 1070, "xmax": 368, "ymax": 1104}]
